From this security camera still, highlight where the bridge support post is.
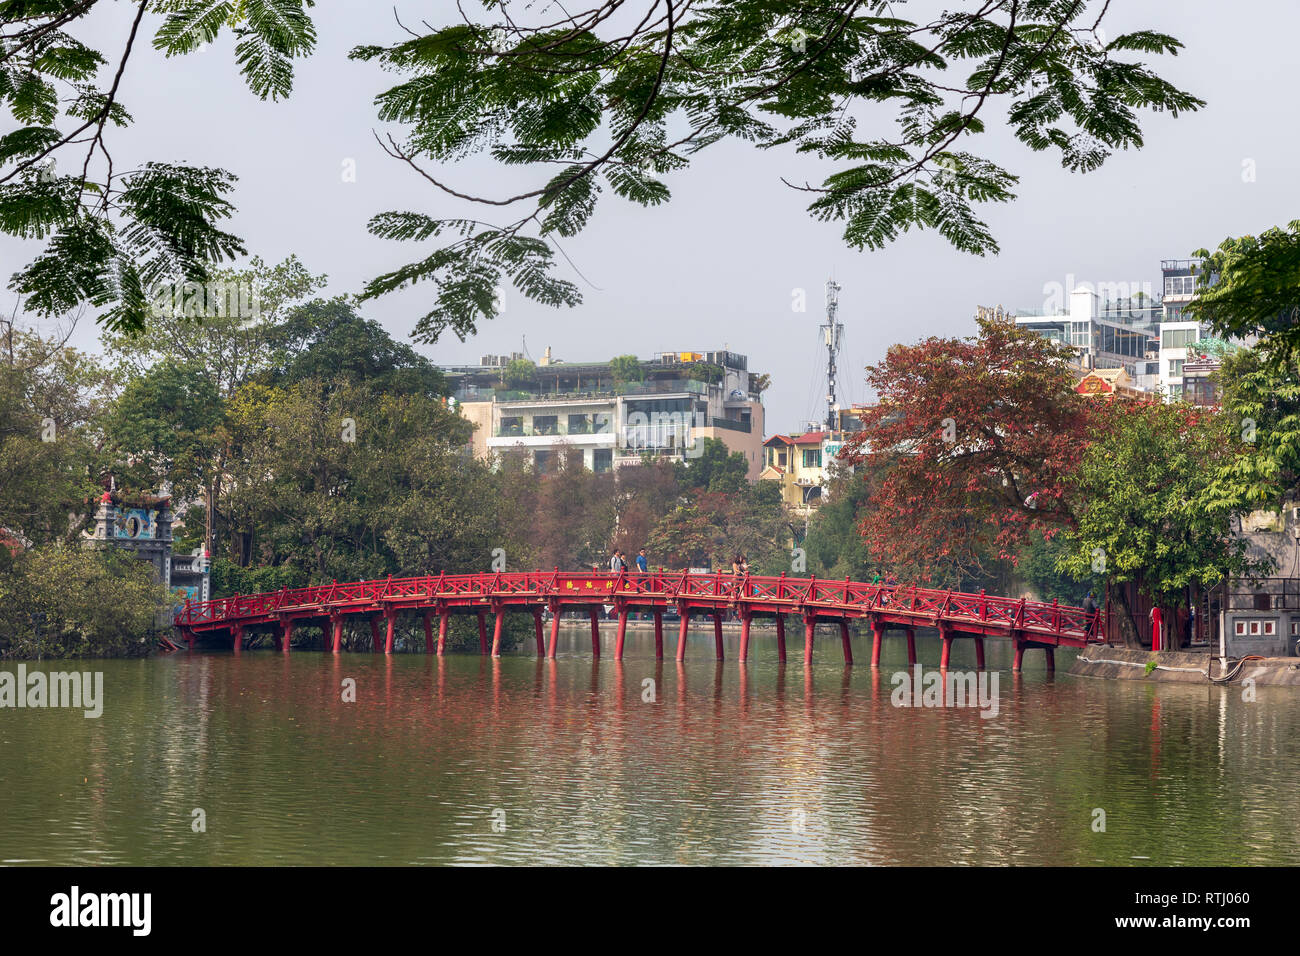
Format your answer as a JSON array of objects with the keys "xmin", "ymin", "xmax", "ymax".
[
  {"xmin": 906, "ymin": 627, "xmax": 916, "ymax": 666},
  {"xmin": 532, "ymin": 608, "xmax": 545, "ymax": 656},
  {"xmin": 676, "ymin": 608, "xmax": 690, "ymax": 662},
  {"xmin": 713, "ymin": 610, "xmax": 724, "ymax": 662},
  {"xmin": 939, "ymin": 626, "xmax": 953, "ymax": 670},
  {"xmin": 423, "ymin": 611, "xmax": 434, "ymax": 654},
  {"xmin": 231, "ymin": 624, "xmax": 243, "ymax": 653},
  {"xmin": 653, "ymin": 609, "xmax": 664, "ymax": 660},
  {"xmin": 1044, "ymin": 645, "xmax": 1055, "ymax": 673},
  {"xmin": 438, "ymin": 608, "xmax": 449, "ymax": 656},
  {"xmin": 547, "ymin": 603, "xmax": 561, "ymax": 659},
  {"xmin": 181, "ymin": 628, "xmax": 195, "ymax": 651},
  {"xmin": 1012, "ymin": 639, "xmax": 1024, "ymax": 673},
  {"xmin": 589, "ymin": 607, "xmax": 600, "ymax": 660},
  {"xmin": 803, "ymin": 616, "xmax": 815, "ymax": 665},
  {"xmin": 331, "ymin": 615, "xmax": 343, "ymax": 654},
  {"xmin": 615, "ymin": 606, "xmax": 628, "ymax": 661},
  {"xmin": 491, "ymin": 606, "xmax": 505, "ymax": 658},
  {"xmin": 477, "ymin": 610, "xmax": 488, "ymax": 656},
  {"xmin": 870, "ymin": 618, "xmax": 884, "ymax": 667},
  {"xmin": 384, "ymin": 609, "xmax": 397, "ymax": 654},
  {"xmin": 281, "ymin": 619, "xmax": 293, "ymax": 654},
  {"xmin": 775, "ymin": 614, "xmax": 787, "ymax": 663},
  {"xmin": 839, "ymin": 619, "xmax": 853, "ymax": 665},
  {"xmin": 370, "ymin": 615, "xmax": 382, "ymax": 653},
  {"xmin": 974, "ymin": 636, "xmax": 985, "ymax": 670},
  {"xmin": 739, "ymin": 612, "xmax": 751, "ymax": 664}
]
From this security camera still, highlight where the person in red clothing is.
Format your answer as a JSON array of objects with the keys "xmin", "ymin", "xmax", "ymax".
[{"xmin": 1149, "ymin": 605, "xmax": 1164, "ymax": 651}]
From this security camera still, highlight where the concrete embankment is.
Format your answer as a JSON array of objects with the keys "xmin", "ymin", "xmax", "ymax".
[{"xmin": 1070, "ymin": 647, "xmax": 1300, "ymax": 686}]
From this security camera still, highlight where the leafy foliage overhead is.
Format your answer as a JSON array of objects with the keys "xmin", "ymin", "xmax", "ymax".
[
  {"xmin": 1, "ymin": 0, "xmax": 317, "ymax": 333},
  {"xmin": 351, "ymin": 0, "xmax": 1201, "ymax": 342}
]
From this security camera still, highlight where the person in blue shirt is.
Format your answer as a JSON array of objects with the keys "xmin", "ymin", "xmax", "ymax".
[{"xmin": 635, "ymin": 548, "xmax": 648, "ymax": 573}]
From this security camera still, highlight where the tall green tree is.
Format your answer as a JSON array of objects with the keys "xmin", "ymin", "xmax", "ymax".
[{"xmin": 1055, "ymin": 400, "xmax": 1264, "ymax": 645}]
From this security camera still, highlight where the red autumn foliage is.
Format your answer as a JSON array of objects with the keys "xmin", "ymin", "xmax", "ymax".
[{"xmin": 841, "ymin": 318, "xmax": 1103, "ymax": 585}]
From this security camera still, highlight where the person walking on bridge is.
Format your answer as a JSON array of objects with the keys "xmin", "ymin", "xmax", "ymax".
[{"xmin": 635, "ymin": 548, "xmax": 648, "ymax": 574}]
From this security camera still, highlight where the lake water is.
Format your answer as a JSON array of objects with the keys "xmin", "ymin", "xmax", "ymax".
[{"xmin": 2, "ymin": 625, "xmax": 1297, "ymax": 865}]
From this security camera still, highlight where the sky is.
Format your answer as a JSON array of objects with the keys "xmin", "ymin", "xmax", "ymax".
[{"xmin": 6, "ymin": 0, "xmax": 1300, "ymax": 434}]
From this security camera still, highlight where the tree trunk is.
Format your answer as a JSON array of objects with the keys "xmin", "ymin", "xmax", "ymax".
[{"xmin": 1111, "ymin": 582, "xmax": 1143, "ymax": 648}]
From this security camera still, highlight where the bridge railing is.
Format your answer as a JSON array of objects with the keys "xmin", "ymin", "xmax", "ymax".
[{"xmin": 178, "ymin": 570, "xmax": 1103, "ymax": 642}]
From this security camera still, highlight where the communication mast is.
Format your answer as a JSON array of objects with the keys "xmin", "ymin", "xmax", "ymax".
[{"xmin": 821, "ymin": 278, "xmax": 844, "ymax": 430}]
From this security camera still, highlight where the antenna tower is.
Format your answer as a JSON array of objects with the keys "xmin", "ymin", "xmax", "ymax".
[{"xmin": 821, "ymin": 278, "xmax": 844, "ymax": 430}]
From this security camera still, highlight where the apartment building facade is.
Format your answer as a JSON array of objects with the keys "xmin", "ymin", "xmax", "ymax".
[{"xmin": 449, "ymin": 349, "xmax": 766, "ymax": 479}]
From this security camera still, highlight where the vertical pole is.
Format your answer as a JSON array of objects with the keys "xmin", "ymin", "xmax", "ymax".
[
  {"xmin": 839, "ymin": 619, "xmax": 853, "ymax": 665},
  {"xmin": 1012, "ymin": 639, "xmax": 1024, "ymax": 673},
  {"xmin": 232, "ymin": 624, "xmax": 243, "ymax": 653},
  {"xmin": 423, "ymin": 611, "xmax": 434, "ymax": 654},
  {"xmin": 676, "ymin": 608, "xmax": 690, "ymax": 662},
  {"xmin": 370, "ymin": 616, "xmax": 382, "ymax": 653},
  {"xmin": 804, "ymin": 617, "xmax": 815, "ymax": 665},
  {"xmin": 384, "ymin": 611, "xmax": 396, "ymax": 654},
  {"xmin": 775, "ymin": 614, "xmax": 787, "ymax": 663},
  {"xmin": 739, "ymin": 613, "xmax": 751, "ymax": 663},
  {"xmin": 615, "ymin": 607, "xmax": 628, "ymax": 661},
  {"xmin": 548, "ymin": 604, "xmax": 561, "ymax": 659},
  {"xmin": 870, "ymin": 618, "xmax": 884, "ymax": 667},
  {"xmin": 533, "ymin": 608, "xmax": 545, "ymax": 656},
  {"xmin": 906, "ymin": 627, "xmax": 916, "ymax": 666},
  {"xmin": 477, "ymin": 609, "xmax": 488, "ymax": 656},
  {"xmin": 939, "ymin": 628, "xmax": 952, "ymax": 670},
  {"xmin": 437, "ymin": 608, "xmax": 449, "ymax": 656},
  {"xmin": 653, "ymin": 608, "xmax": 664, "ymax": 660},
  {"xmin": 491, "ymin": 607, "xmax": 504, "ymax": 657},
  {"xmin": 589, "ymin": 606, "xmax": 600, "ymax": 660},
  {"xmin": 1044, "ymin": 645, "xmax": 1055, "ymax": 673},
  {"xmin": 974, "ymin": 636, "xmax": 985, "ymax": 670},
  {"xmin": 713, "ymin": 610, "xmax": 724, "ymax": 662},
  {"xmin": 281, "ymin": 619, "xmax": 293, "ymax": 654},
  {"xmin": 332, "ymin": 616, "xmax": 343, "ymax": 654}
]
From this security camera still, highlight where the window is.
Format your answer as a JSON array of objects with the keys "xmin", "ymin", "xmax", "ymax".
[
  {"xmin": 1264, "ymin": 620, "xmax": 1277, "ymax": 635},
  {"xmin": 1254, "ymin": 593, "xmax": 1272, "ymax": 611},
  {"xmin": 802, "ymin": 449, "xmax": 822, "ymax": 468},
  {"xmin": 593, "ymin": 448, "xmax": 612, "ymax": 473},
  {"xmin": 533, "ymin": 415, "xmax": 559, "ymax": 435},
  {"xmin": 1163, "ymin": 275, "xmax": 1197, "ymax": 297},
  {"xmin": 500, "ymin": 416, "xmax": 523, "ymax": 437},
  {"xmin": 1235, "ymin": 621, "xmax": 1247, "ymax": 636},
  {"xmin": 568, "ymin": 414, "xmax": 592, "ymax": 434},
  {"xmin": 1168, "ymin": 359, "xmax": 1184, "ymax": 378},
  {"xmin": 1161, "ymin": 327, "xmax": 1199, "ymax": 349}
]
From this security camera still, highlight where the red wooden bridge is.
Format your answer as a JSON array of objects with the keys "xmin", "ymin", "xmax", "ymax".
[{"xmin": 175, "ymin": 570, "xmax": 1103, "ymax": 671}]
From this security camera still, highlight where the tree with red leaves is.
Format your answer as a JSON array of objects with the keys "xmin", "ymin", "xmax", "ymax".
[{"xmin": 842, "ymin": 318, "xmax": 1095, "ymax": 587}]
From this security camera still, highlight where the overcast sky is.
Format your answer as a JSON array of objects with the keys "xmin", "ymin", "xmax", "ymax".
[{"xmin": 6, "ymin": 0, "xmax": 1299, "ymax": 433}]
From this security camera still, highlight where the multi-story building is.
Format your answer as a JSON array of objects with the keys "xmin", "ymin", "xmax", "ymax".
[
  {"xmin": 761, "ymin": 427, "xmax": 855, "ymax": 514},
  {"xmin": 1000, "ymin": 258, "xmax": 1232, "ymax": 402},
  {"xmin": 1013, "ymin": 288, "xmax": 1155, "ymax": 375},
  {"xmin": 448, "ymin": 349, "xmax": 766, "ymax": 479}
]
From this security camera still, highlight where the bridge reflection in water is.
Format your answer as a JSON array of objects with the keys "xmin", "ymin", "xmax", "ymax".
[{"xmin": 177, "ymin": 570, "xmax": 1102, "ymax": 673}]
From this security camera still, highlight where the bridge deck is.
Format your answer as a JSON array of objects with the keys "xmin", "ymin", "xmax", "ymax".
[{"xmin": 176, "ymin": 571, "xmax": 1101, "ymax": 670}]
